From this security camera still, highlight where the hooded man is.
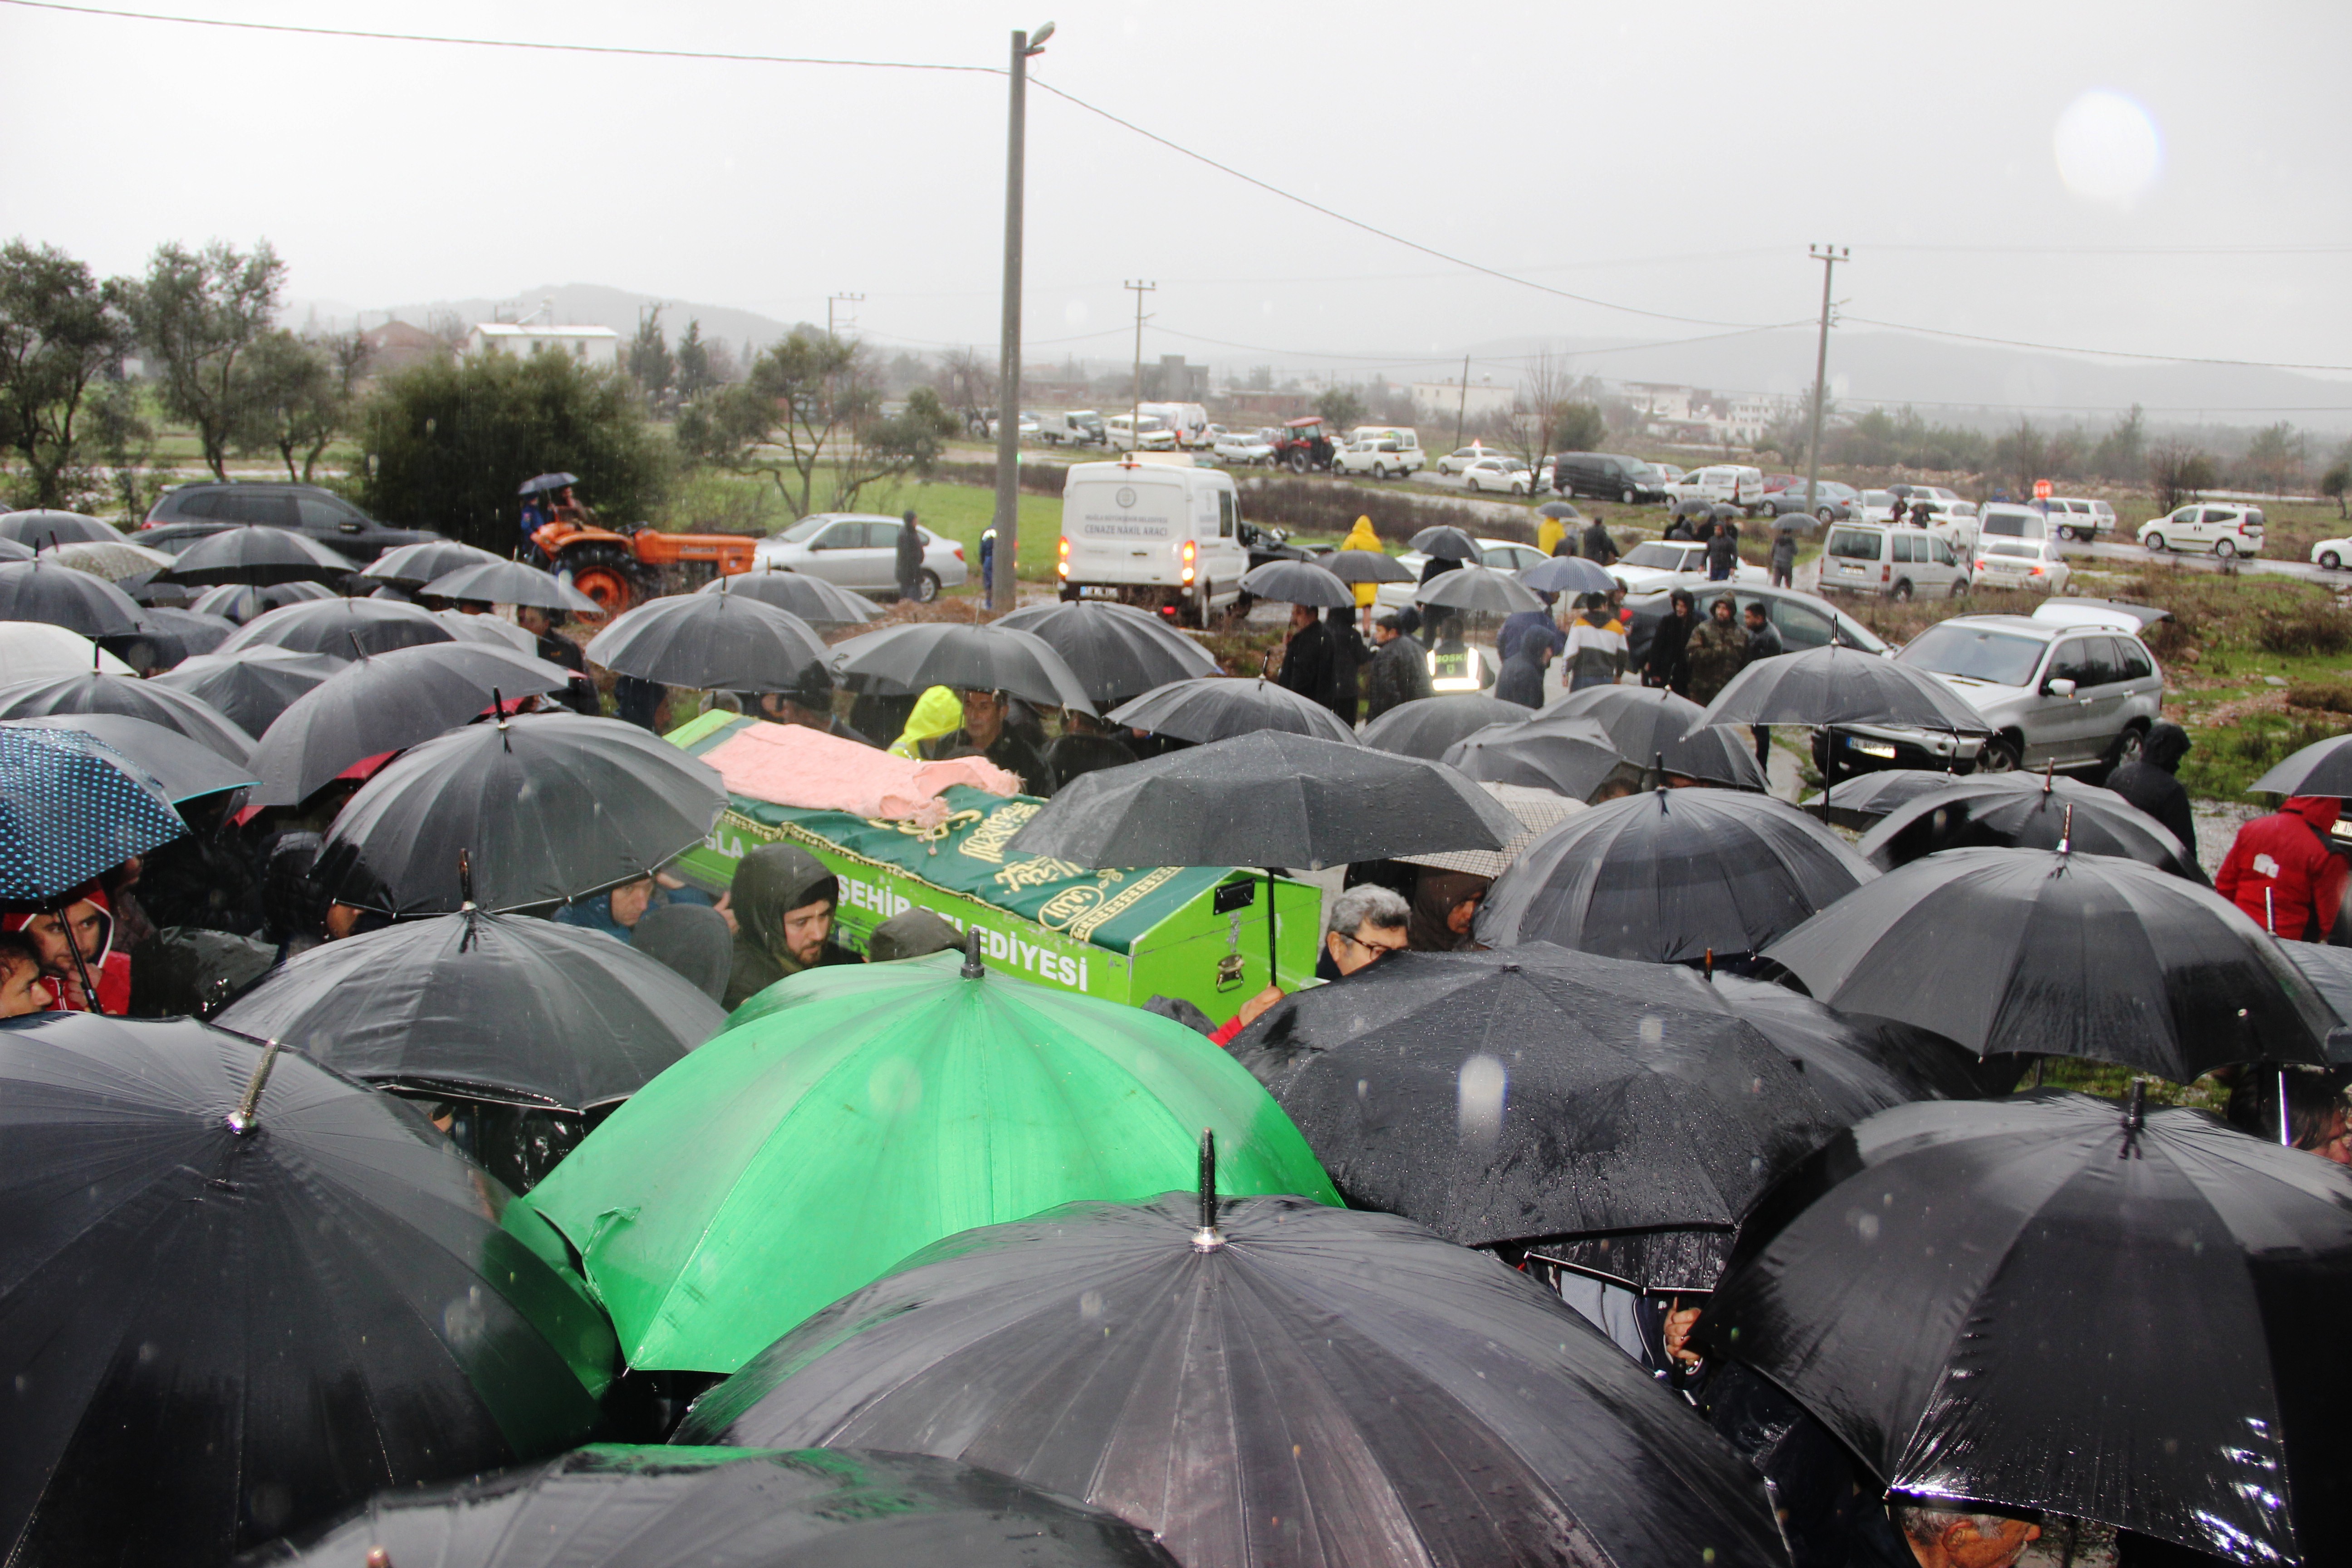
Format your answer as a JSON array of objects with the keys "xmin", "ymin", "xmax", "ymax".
[
  {"xmin": 1407, "ymin": 867, "xmax": 1490, "ymax": 953},
  {"xmin": 894, "ymin": 510, "xmax": 926, "ymax": 601},
  {"xmin": 1684, "ymin": 594, "xmax": 1751, "ymax": 707},
  {"xmin": 1364, "ymin": 611, "xmax": 1434, "ymax": 720},
  {"xmin": 1769, "ymin": 527, "xmax": 1797, "ymax": 588},
  {"xmin": 2215, "ymin": 795, "xmax": 2349, "ymax": 941},
  {"xmin": 1579, "ymin": 515, "xmax": 1619, "ymax": 567},
  {"xmin": 1643, "ymin": 589, "xmax": 1698, "ymax": 693},
  {"xmin": 722, "ymin": 843, "xmax": 859, "ymax": 1009},
  {"xmin": 1495, "ymin": 630, "xmax": 1553, "ymax": 708},
  {"xmin": 867, "ymin": 907, "xmax": 964, "ymax": 963},
  {"xmin": 3, "ymin": 885, "xmax": 128, "ymax": 1013},
  {"xmin": 2106, "ymin": 720, "xmax": 2198, "ymax": 870},
  {"xmin": 1275, "ymin": 602, "xmax": 1337, "ymax": 715}
]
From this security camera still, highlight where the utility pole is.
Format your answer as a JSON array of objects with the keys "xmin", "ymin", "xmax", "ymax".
[
  {"xmin": 826, "ymin": 293, "xmax": 864, "ymax": 341},
  {"xmin": 990, "ymin": 21, "xmax": 1054, "ymax": 613},
  {"xmin": 1454, "ymin": 353, "xmax": 1470, "ymax": 450},
  {"xmin": 1803, "ymin": 245, "xmax": 1847, "ymax": 515},
  {"xmin": 1125, "ymin": 280, "xmax": 1156, "ymax": 445}
]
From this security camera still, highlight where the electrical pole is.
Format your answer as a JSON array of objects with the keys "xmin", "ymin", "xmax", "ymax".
[
  {"xmin": 826, "ymin": 293, "xmax": 864, "ymax": 340},
  {"xmin": 990, "ymin": 22, "xmax": 1054, "ymax": 613},
  {"xmin": 1125, "ymin": 279, "xmax": 1156, "ymax": 446},
  {"xmin": 1454, "ymin": 353, "xmax": 1470, "ymax": 450},
  {"xmin": 1803, "ymin": 245, "xmax": 1846, "ymax": 515}
]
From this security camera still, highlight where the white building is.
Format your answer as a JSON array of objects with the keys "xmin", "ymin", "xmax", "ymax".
[
  {"xmin": 1410, "ymin": 378, "xmax": 1516, "ymax": 423},
  {"xmin": 466, "ymin": 322, "xmax": 622, "ymax": 367}
]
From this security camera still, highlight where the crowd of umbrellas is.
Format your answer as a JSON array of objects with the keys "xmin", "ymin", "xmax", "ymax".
[{"xmin": 0, "ymin": 501, "xmax": 2349, "ymax": 1568}]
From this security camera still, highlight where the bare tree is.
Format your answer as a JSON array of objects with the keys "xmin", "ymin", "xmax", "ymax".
[
  {"xmin": 933, "ymin": 347, "xmax": 995, "ymax": 432},
  {"xmin": 680, "ymin": 332, "xmax": 952, "ymax": 516},
  {"xmin": 2147, "ymin": 437, "xmax": 2218, "ymax": 514},
  {"xmin": 424, "ymin": 308, "xmax": 471, "ymax": 348}
]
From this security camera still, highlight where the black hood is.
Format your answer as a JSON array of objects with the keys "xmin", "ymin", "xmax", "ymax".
[{"xmin": 2142, "ymin": 720, "xmax": 2190, "ymax": 773}]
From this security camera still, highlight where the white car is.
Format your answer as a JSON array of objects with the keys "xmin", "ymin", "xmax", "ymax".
[
  {"xmin": 1210, "ymin": 432, "xmax": 1275, "ymax": 467},
  {"xmin": 1436, "ymin": 445, "xmax": 1503, "ymax": 476},
  {"xmin": 2140, "ymin": 502, "xmax": 2266, "ymax": 558},
  {"xmin": 2044, "ymin": 496, "xmax": 2117, "ymax": 542},
  {"xmin": 1608, "ymin": 539, "xmax": 1767, "ymax": 595},
  {"xmin": 2312, "ymin": 536, "xmax": 2352, "ymax": 572},
  {"xmin": 1462, "ymin": 455, "xmax": 1533, "ymax": 495},
  {"xmin": 1374, "ymin": 538, "xmax": 1552, "ymax": 610},
  {"xmin": 1663, "ymin": 464, "xmax": 1765, "ymax": 513},
  {"xmin": 754, "ymin": 514, "xmax": 969, "ymax": 600},
  {"xmin": 1971, "ymin": 535, "xmax": 2072, "ymax": 593},
  {"xmin": 1104, "ymin": 414, "xmax": 1177, "ymax": 452},
  {"xmin": 1333, "ymin": 438, "xmax": 1419, "ymax": 480}
]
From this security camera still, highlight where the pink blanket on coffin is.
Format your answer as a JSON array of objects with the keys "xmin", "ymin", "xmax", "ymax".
[{"xmin": 700, "ymin": 721, "xmax": 1022, "ymax": 826}]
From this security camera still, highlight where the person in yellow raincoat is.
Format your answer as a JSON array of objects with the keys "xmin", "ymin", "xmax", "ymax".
[
  {"xmin": 1535, "ymin": 508, "xmax": 1568, "ymax": 559},
  {"xmin": 889, "ymin": 685, "xmax": 964, "ymax": 758},
  {"xmin": 1340, "ymin": 515, "xmax": 1384, "ymax": 627}
]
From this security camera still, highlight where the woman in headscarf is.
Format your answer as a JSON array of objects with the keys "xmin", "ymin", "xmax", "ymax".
[
  {"xmin": 1406, "ymin": 867, "xmax": 1490, "ymax": 953},
  {"xmin": 722, "ymin": 844, "xmax": 860, "ymax": 1009}
]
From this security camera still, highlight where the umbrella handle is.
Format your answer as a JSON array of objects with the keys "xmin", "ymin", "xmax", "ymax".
[
  {"xmin": 225, "ymin": 1039, "xmax": 284, "ymax": 1136},
  {"xmin": 1264, "ymin": 868, "xmax": 1279, "ymax": 989},
  {"xmin": 51, "ymin": 899, "xmax": 104, "ymax": 1016}
]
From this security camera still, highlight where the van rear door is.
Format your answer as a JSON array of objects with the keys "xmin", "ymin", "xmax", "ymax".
[{"xmin": 1062, "ymin": 468, "xmax": 1190, "ymax": 588}]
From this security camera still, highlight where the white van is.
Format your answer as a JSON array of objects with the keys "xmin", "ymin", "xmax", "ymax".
[
  {"xmin": 1977, "ymin": 503, "xmax": 2049, "ymax": 545},
  {"xmin": 1667, "ymin": 464, "xmax": 1766, "ymax": 513},
  {"xmin": 1104, "ymin": 414, "xmax": 1177, "ymax": 453},
  {"xmin": 1821, "ymin": 522, "xmax": 1970, "ymax": 601},
  {"xmin": 1137, "ymin": 402, "xmax": 1211, "ymax": 448},
  {"xmin": 1058, "ymin": 460, "xmax": 1252, "ymax": 627},
  {"xmin": 1348, "ymin": 426, "xmax": 1426, "ymax": 473},
  {"xmin": 1038, "ymin": 410, "xmax": 1105, "ymax": 447}
]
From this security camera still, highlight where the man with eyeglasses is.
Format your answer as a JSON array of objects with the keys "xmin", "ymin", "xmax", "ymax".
[{"xmin": 1207, "ymin": 885, "xmax": 1411, "ymax": 1047}]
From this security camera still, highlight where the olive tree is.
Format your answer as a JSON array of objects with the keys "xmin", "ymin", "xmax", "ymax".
[
  {"xmin": 128, "ymin": 240, "xmax": 285, "ymax": 480},
  {"xmin": 0, "ymin": 240, "xmax": 133, "ymax": 509}
]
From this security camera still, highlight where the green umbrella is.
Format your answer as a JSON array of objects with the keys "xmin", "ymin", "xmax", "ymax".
[{"xmin": 519, "ymin": 946, "xmax": 1339, "ymax": 1374}]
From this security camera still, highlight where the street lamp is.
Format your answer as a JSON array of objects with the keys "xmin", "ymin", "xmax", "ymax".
[{"xmin": 989, "ymin": 21, "xmax": 1055, "ymax": 613}]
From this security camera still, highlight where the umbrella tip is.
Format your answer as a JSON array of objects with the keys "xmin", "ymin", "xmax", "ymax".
[
  {"xmin": 2121, "ymin": 1078, "xmax": 2148, "ymax": 1151},
  {"xmin": 224, "ymin": 1039, "xmax": 285, "ymax": 1136},
  {"xmin": 2057, "ymin": 802, "xmax": 2074, "ymax": 857},
  {"xmin": 458, "ymin": 848, "xmax": 475, "ymax": 911},
  {"xmin": 960, "ymin": 928, "xmax": 985, "ymax": 979},
  {"xmin": 366, "ymin": 1548, "xmax": 392, "ymax": 1568},
  {"xmin": 1703, "ymin": 948, "xmax": 1714, "ymax": 983},
  {"xmin": 1193, "ymin": 1127, "xmax": 1224, "ymax": 1251}
]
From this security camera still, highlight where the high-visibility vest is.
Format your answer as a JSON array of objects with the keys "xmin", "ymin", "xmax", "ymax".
[{"xmin": 1428, "ymin": 646, "xmax": 1480, "ymax": 692}]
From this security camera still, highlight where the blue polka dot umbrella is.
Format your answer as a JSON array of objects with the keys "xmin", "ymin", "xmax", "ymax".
[{"xmin": 0, "ymin": 724, "xmax": 185, "ymax": 906}]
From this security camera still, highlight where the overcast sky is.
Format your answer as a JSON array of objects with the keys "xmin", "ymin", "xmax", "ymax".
[{"xmin": 6, "ymin": 0, "xmax": 2349, "ymax": 397}]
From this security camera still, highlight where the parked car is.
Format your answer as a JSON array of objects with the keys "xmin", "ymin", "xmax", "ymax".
[
  {"xmin": 1348, "ymin": 427, "xmax": 1425, "ymax": 473},
  {"xmin": 1104, "ymin": 414, "xmax": 1177, "ymax": 452},
  {"xmin": 1759, "ymin": 478, "xmax": 1859, "ymax": 521},
  {"xmin": 140, "ymin": 483, "xmax": 443, "ymax": 564},
  {"xmin": 1375, "ymin": 537, "xmax": 1551, "ymax": 609},
  {"xmin": 752, "ymin": 514, "xmax": 968, "ymax": 600},
  {"xmin": 1553, "ymin": 452, "xmax": 1671, "ymax": 505},
  {"xmin": 1038, "ymin": 411, "xmax": 1106, "ymax": 446},
  {"xmin": 1607, "ymin": 539, "xmax": 1769, "ymax": 596},
  {"xmin": 1435, "ymin": 445, "xmax": 1501, "ymax": 476},
  {"xmin": 1829, "ymin": 614, "xmax": 2164, "ymax": 778},
  {"xmin": 2043, "ymin": 496, "xmax": 2117, "ymax": 542},
  {"xmin": 1625, "ymin": 583, "xmax": 1887, "ymax": 671},
  {"xmin": 1662, "ymin": 464, "xmax": 1765, "ymax": 513},
  {"xmin": 1333, "ymin": 438, "xmax": 1419, "ymax": 480},
  {"xmin": 1210, "ymin": 431, "xmax": 1276, "ymax": 467},
  {"xmin": 1461, "ymin": 455, "xmax": 1533, "ymax": 495},
  {"xmin": 2310, "ymin": 535, "xmax": 2352, "ymax": 572},
  {"xmin": 1819, "ymin": 522, "xmax": 1970, "ymax": 601},
  {"xmin": 2139, "ymin": 502, "xmax": 2266, "ymax": 558},
  {"xmin": 1972, "ymin": 535, "xmax": 2072, "ymax": 594}
]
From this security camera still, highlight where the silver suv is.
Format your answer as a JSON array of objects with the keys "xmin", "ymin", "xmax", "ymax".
[{"xmin": 1826, "ymin": 614, "xmax": 2165, "ymax": 778}]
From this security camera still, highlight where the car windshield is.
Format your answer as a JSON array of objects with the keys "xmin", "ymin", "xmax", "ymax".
[
  {"xmin": 775, "ymin": 515, "xmax": 830, "ymax": 543},
  {"xmin": 1826, "ymin": 529, "xmax": 1881, "ymax": 560},
  {"xmin": 1988, "ymin": 542, "xmax": 2041, "ymax": 559},
  {"xmin": 1899, "ymin": 623, "xmax": 2047, "ymax": 685},
  {"xmin": 1621, "ymin": 543, "xmax": 1688, "ymax": 569}
]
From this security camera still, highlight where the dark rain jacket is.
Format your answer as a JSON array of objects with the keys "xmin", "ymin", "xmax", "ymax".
[
  {"xmin": 1364, "ymin": 632, "xmax": 1434, "ymax": 720},
  {"xmin": 1769, "ymin": 533, "xmax": 1796, "ymax": 581},
  {"xmin": 1579, "ymin": 521, "xmax": 1618, "ymax": 566},
  {"xmin": 1325, "ymin": 613, "xmax": 1371, "ymax": 726},
  {"xmin": 2107, "ymin": 721, "xmax": 2199, "ymax": 871},
  {"xmin": 895, "ymin": 518, "xmax": 926, "ymax": 588},
  {"xmin": 1683, "ymin": 613, "xmax": 1750, "ymax": 706},
  {"xmin": 722, "ymin": 843, "xmax": 858, "ymax": 1009},
  {"xmin": 1704, "ymin": 530, "xmax": 1738, "ymax": 580},
  {"xmin": 1643, "ymin": 603, "xmax": 1698, "ymax": 693},
  {"xmin": 1495, "ymin": 647, "xmax": 1548, "ymax": 708},
  {"xmin": 2215, "ymin": 795, "xmax": 2348, "ymax": 941},
  {"xmin": 1277, "ymin": 620, "xmax": 1337, "ymax": 714}
]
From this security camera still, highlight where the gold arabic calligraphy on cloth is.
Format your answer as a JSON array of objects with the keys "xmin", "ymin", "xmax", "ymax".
[{"xmin": 958, "ymin": 802, "xmax": 1181, "ymax": 943}]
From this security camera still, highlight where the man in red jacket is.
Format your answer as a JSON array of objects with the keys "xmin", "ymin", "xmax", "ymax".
[{"xmin": 2215, "ymin": 795, "xmax": 2350, "ymax": 941}]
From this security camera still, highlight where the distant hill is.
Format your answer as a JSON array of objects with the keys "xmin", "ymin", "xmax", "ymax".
[{"xmin": 293, "ymin": 282, "xmax": 801, "ymax": 358}]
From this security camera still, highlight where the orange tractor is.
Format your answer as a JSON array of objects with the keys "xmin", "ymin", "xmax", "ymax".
[{"xmin": 520, "ymin": 472, "xmax": 758, "ymax": 615}]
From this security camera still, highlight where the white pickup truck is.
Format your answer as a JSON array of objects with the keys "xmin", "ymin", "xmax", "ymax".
[{"xmin": 1332, "ymin": 437, "xmax": 1422, "ymax": 480}]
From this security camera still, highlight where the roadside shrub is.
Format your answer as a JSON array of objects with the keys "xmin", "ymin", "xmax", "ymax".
[
  {"xmin": 2253, "ymin": 603, "xmax": 2352, "ymax": 657},
  {"xmin": 933, "ymin": 460, "xmax": 1066, "ymax": 499},
  {"xmin": 2181, "ymin": 714, "xmax": 2352, "ymax": 800},
  {"xmin": 2287, "ymin": 679, "xmax": 2352, "ymax": 715},
  {"xmin": 1237, "ymin": 476, "xmax": 1517, "ymax": 545}
]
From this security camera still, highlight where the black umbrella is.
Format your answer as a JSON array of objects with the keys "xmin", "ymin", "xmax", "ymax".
[
  {"xmin": 1705, "ymin": 1090, "xmax": 2352, "ymax": 1566},
  {"xmin": 1407, "ymin": 524, "xmax": 1480, "ymax": 559},
  {"xmin": 191, "ymin": 578, "xmax": 338, "ymax": 624},
  {"xmin": 0, "ymin": 713, "xmax": 256, "ymax": 802},
  {"xmin": 360, "ymin": 539, "xmax": 504, "ymax": 588},
  {"xmin": 0, "ymin": 670, "xmax": 255, "ymax": 763},
  {"xmin": 0, "ymin": 558, "xmax": 142, "ymax": 637},
  {"xmin": 152, "ymin": 646, "xmax": 347, "ymax": 735},
  {"xmin": 136, "ymin": 606, "xmax": 237, "ymax": 657},
  {"xmin": 1238, "ymin": 557, "xmax": 1353, "ymax": 607},
  {"xmin": 249, "ymin": 1445, "xmax": 1184, "ymax": 1568},
  {"xmin": 2249, "ymin": 731, "xmax": 2352, "ymax": 796},
  {"xmin": 1230, "ymin": 945, "xmax": 1868, "ymax": 1288},
  {"xmin": 833, "ymin": 622, "xmax": 1096, "ymax": 714},
  {"xmin": 1536, "ymin": 500, "xmax": 1582, "ymax": 520},
  {"xmin": 1475, "ymin": 786, "xmax": 1875, "ymax": 965},
  {"xmin": 1801, "ymin": 764, "xmax": 2060, "ymax": 828},
  {"xmin": 1006, "ymin": 729, "xmax": 1517, "ymax": 979},
  {"xmin": 1319, "ymin": 546, "xmax": 1413, "ymax": 584},
  {"xmin": 1706, "ymin": 970, "xmax": 1993, "ymax": 1118},
  {"xmin": 1672, "ymin": 497, "xmax": 1712, "ymax": 520},
  {"xmin": 1360, "ymin": 692, "xmax": 1525, "ymax": 758},
  {"xmin": 436, "ymin": 607, "xmax": 541, "ymax": 652},
  {"xmin": 1858, "ymin": 775, "xmax": 2195, "ymax": 876},
  {"xmin": 701, "ymin": 566, "xmax": 882, "ymax": 626},
  {"xmin": 584, "ymin": 593, "xmax": 828, "ymax": 692},
  {"xmin": 2278, "ymin": 942, "xmax": 2352, "ymax": 1063},
  {"xmin": 1416, "ymin": 562, "xmax": 1544, "ymax": 614},
  {"xmin": 518, "ymin": 471, "xmax": 580, "ymax": 496},
  {"xmin": 420, "ymin": 559, "xmax": 603, "ymax": 613},
  {"xmin": 1762, "ymin": 846, "xmax": 2334, "ymax": 1079},
  {"xmin": 1692, "ymin": 642, "xmax": 1993, "ymax": 735},
  {"xmin": 165, "ymin": 525, "xmax": 352, "ymax": 587},
  {"xmin": 316, "ymin": 710, "xmax": 727, "ymax": 915},
  {"xmin": 0, "ymin": 1013, "xmax": 613, "ymax": 1567},
  {"xmin": 1519, "ymin": 554, "xmax": 1618, "ymax": 595},
  {"xmin": 216, "ymin": 596, "xmax": 457, "ymax": 658},
  {"xmin": 1106, "ymin": 674, "xmax": 1355, "ymax": 744},
  {"xmin": 1440, "ymin": 710, "xmax": 1632, "ymax": 801},
  {"xmin": 0, "ymin": 538, "xmax": 33, "ymax": 565},
  {"xmin": 216, "ymin": 906, "xmax": 725, "ymax": 1112},
  {"xmin": 1545, "ymin": 683, "xmax": 1769, "ymax": 789},
  {"xmin": 0, "ymin": 508, "xmax": 120, "ymax": 546},
  {"xmin": 247, "ymin": 643, "xmax": 573, "ymax": 807},
  {"xmin": 995, "ymin": 599, "xmax": 1220, "ymax": 704},
  {"xmin": 677, "ymin": 1184, "xmax": 1786, "ymax": 1568}
]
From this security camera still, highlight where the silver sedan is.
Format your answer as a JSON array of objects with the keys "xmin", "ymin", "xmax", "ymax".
[{"xmin": 752, "ymin": 514, "xmax": 970, "ymax": 600}]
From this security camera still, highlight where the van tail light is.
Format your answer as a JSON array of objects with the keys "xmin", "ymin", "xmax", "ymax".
[
  {"xmin": 1181, "ymin": 539, "xmax": 1196, "ymax": 586},
  {"xmin": 2030, "ymin": 566, "xmax": 2047, "ymax": 577},
  {"xmin": 1057, "ymin": 536, "xmax": 1070, "ymax": 579}
]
